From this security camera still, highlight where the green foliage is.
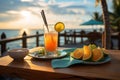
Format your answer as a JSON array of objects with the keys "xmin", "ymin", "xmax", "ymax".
[
  {"xmin": 110, "ymin": 0, "xmax": 120, "ymax": 31},
  {"xmin": 92, "ymin": 12, "xmax": 103, "ymax": 22}
]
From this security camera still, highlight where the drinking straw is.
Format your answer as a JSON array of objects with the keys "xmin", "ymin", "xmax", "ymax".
[
  {"xmin": 41, "ymin": 10, "xmax": 54, "ymax": 43},
  {"xmin": 41, "ymin": 10, "xmax": 49, "ymax": 32}
]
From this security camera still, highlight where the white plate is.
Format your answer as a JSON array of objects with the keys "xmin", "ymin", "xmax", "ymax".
[{"xmin": 28, "ymin": 50, "xmax": 67, "ymax": 60}]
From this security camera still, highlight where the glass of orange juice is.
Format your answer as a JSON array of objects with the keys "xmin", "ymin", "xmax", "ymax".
[{"xmin": 44, "ymin": 24, "xmax": 58, "ymax": 57}]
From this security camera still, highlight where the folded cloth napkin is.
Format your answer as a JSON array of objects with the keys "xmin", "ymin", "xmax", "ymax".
[
  {"xmin": 51, "ymin": 55, "xmax": 111, "ymax": 68},
  {"xmin": 51, "ymin": 48, "xmax": 83, "ymax": 68},
  {"xmin": 51, "ymin": 57, "xmax": 83, "ymax": 68}
]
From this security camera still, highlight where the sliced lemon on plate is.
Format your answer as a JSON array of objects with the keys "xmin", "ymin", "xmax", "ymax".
[{"xmin": 54, "ymin": 22, "xmax": 65, "ymax": 32}]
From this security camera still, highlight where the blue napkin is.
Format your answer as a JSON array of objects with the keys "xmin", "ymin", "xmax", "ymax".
[
  {"xmin": 51, "ymin": 56, "xmax": 83, "ymax": 68},
  {"xmin": 51, "ymin": 48, "xmax": 83, "ymax": 68}
]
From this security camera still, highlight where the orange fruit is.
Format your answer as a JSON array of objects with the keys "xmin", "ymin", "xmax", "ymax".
[
  {"xmin": 92, "ymin": 48, "xmax": 104, "ymax": 61},
  {"xmin": 83, "ymin": 45, "xmax": 92, "ymax": 60},
  {"xmin": 70, "ymin": 48, "xmax": 83, "ymax": 59}
]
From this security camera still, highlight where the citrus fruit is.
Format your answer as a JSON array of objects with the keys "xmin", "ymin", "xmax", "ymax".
[
  {"xmin": 54, "ymin": 22, "xmax": 65, "ymax": 32},
  {"xmin": 70, "ymin": 48, "xmax": 83, "ymax": 59},
  {"xmin": 92, "ymin": 48, "xmax": 104, "ymax": 61},
  {"xmin": 83, "ymin": 45, "xmax": 92, "ymax": 60},
  {"xmin": 101, "ymin": 48, "xmax": 109, "ymax": 57},
  {"xmin": 89, "ymin": 44, "xmax": 97, "ymax": 50}
]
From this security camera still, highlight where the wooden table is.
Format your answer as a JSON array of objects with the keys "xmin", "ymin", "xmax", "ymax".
[{"xmin": 0, "ymin": 48, "xmax": 120, "ymax": 80}]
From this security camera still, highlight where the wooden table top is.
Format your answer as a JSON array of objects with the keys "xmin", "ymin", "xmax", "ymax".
[{"xmin": 0, "ymin": 48, "xmax": 120, "ymax": 80}]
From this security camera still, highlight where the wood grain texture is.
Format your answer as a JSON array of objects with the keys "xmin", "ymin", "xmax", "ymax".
[{"xmin": 0, "ymin": 49, "xmax": 120, "ymax": 80}]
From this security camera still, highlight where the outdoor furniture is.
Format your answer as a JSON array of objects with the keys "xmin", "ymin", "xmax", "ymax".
[
  {"xmin": 87, "ymin": 31, "xmax": 102, "ymax": 45},
  {"xmin": 0, "ymin": 47, "xmax": 120, "ymax": 80},
  {"xmin": 80, "ymin": 19, "xmax": 103, "ymax": 31}
]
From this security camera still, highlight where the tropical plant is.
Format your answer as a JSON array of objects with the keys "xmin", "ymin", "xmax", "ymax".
[
  {"xmin": 95, "ymin": 0, "xmax": 111, "ymax": 49},
  {"xmin": 92, "ymin": 11, "xmax": 103, "ymax": 21},
  {"xmin": 111, "ymin": 0, "xmax": 120, "ymax": 31}
]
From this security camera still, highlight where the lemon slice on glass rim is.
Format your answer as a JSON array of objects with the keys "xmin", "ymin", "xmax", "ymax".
[{"xmin": 54, "ymin": 22, "xmax": 65, "ymax": 32}]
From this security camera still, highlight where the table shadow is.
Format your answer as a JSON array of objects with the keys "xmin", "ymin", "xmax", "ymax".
[
  {"xmin": 8, "ymin": 59, "xmax": 30, "ymax": 69},
  {"xmin": 30, "ymin": 58, "xmax": 51, "ymax": 67}
]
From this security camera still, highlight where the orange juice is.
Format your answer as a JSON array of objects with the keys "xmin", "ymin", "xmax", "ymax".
[{"xmin": 44, "ymin": 31, "xmax": 58, "ymax": 52}]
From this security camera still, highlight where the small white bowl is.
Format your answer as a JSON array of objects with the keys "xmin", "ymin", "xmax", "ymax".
[{"xmin": 8, "ymin": 48, "xmax": 29, "ymax": 60}]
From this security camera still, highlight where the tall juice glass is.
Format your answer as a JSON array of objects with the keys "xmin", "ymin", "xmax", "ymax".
[{"xmin": 44, "ymin": 24, "xmax": 58, "ymax": 56}]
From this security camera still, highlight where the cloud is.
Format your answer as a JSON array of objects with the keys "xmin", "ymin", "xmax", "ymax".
[
  {"xmin": 0, "ymin": 0, "xmax": 41, "ymax": 22},
  {"xmin": 0, "ymin": 0, "xmax": 89, "ymax": 20},
  {"xmin": 21, "ymin": 0, "xmax": 33, "ymax": 2},
  {"xmin": 0, "ymin": 0, "xmax": 108, "ymax": 29},
  {"xmin": 59, "ymin": 1, "xmax": 86, "ymax": 9},
  {"xmin": 0, "ymin": 0, "xmax": 92, "ymax": 20},
  {"xmin": 45, "ymin": 1, "xmax": 88, "ymax": 15},
  {"xmin": 0, "ymin": 0, "xmax": 36, "ymax": 13},
  {"xmin": 0, "ymin": 11, "xmax": 21, "ymax": 22}
]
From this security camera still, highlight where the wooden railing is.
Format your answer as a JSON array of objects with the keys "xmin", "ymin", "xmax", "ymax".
[
  {"xmin": 59, "ymin": 30, "xmax": 102, "ymax": 45},
  {"xmin": 0, "ymin": 30, "xmax": 120, "ymax": 56},
  {"xmin": 0, "ymin": 31, "xmax": 43, "ymax": 55}
]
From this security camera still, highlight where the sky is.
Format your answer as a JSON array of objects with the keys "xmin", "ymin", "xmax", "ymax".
[{"xmin": 0, "ymin": 0, "xmax": 113, "ymax": 29}]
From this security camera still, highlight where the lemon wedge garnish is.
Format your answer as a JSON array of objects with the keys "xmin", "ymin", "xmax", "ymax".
[{"xmin": 54, "ymin": 22, "xmax": 65, "ymax": 32}]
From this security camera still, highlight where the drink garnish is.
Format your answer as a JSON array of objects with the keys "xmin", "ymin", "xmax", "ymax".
[{"xmin": 54, "ymin": 22, "xmax": 65, "ymax": 32}]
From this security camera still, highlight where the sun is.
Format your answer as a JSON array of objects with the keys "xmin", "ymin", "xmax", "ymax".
[{"xmin": 20, "ymin": 10, "xmax": 31, "ymax": 20}]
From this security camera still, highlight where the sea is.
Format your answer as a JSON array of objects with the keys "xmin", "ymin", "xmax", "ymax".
[{"xmin": 0, "ymin": 28, "xmax": 104, "ymax": 52}]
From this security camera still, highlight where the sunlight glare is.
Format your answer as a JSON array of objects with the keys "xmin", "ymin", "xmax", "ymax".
[
  {"xmin": 21, "ymin": 11, "xmax": 31, "ymax": 21},
  {"xmin": 19, "ymin": 28, "xmax": 30, "ymax": 36}
]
